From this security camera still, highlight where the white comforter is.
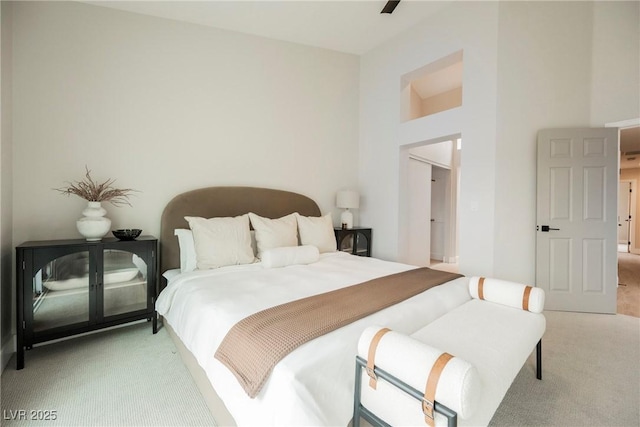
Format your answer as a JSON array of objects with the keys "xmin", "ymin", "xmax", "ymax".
[{"xmin": 156, "ymin": 252, "xmax": 470, "ymax": 426}]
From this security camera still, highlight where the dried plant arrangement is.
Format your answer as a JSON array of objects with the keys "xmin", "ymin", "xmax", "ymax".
[{"xmin": 55, "ymin": 167, "xmax": 137, "ymax": 206}]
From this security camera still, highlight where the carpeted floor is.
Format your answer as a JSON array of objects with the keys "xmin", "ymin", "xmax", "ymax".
[
  {"xmin": 617, "ymin": 252, "xmax": 640, "ymax": 317},
  {"xmin": 489, "ymin": 310, "xmax": 640, "ymax": 427},
  {"xmin": 2, "ymin": 310, "xmax": 638, "ymax": 427},
  {"xmin": 1, "ymin": 322, "xmax": 217, "ymax": 426}
]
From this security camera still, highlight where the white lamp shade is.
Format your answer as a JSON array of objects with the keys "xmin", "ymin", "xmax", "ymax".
[{"xmin": 336, "ymin": 190, "xmax": 360, "ymax": 209}]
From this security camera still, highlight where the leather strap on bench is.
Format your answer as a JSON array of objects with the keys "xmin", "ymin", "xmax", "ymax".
[
  {"xmin": 422, "ymin": 352, "xmax": 454, "ymax": 427},
  {"xmin": 477, "ymin": 277, "xmax": 485, "ymax": 300},
  {"xmin": 522, "ymin": 285, "xmax": 533, "ymax": 311},
  {"xmin": 366, "ymin": 327, "xmax": 391, "ymax": 389}
]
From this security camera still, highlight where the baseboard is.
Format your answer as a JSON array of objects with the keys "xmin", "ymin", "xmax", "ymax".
[{"xmin": 1, "ymin": 334, "xmax": 15, "ymax": 373}]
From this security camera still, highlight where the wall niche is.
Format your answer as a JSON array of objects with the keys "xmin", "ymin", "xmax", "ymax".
[{"xmin": 401, "ymin": 51, "xmax": 463, "ymax": 123}]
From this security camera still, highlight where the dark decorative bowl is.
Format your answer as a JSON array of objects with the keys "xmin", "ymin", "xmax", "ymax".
[{"xmin": 112, "ymin": 229, "xmax": 142, "ymax": 241}]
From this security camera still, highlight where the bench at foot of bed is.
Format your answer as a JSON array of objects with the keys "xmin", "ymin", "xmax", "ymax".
[{"xmin": 354, "ymin": 277, "xmax": 546, "ymax": 427}]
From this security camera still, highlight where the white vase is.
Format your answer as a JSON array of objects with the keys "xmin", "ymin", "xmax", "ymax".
[{"xmin": 76, "ymin": 201, "xmax": 111, "ymax": 241}]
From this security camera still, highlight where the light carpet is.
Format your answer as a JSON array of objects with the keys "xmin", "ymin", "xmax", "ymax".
[
  {"xmin": 1, "ymin": 322, "xmax": 216, "ymax": 426},
  {"xmin": 2, "ymin": 312, "xmax": 639, "ymax": 427},
  {"xmin": 489, "ymin": 310, "xmax": 640, "ymax": 427}
]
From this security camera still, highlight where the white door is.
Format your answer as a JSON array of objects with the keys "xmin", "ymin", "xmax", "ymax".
[
  {"xmin": 407, "ymin": 158, "xmax": 431, "ymax": 266},
  {"xmin": 618, "ymin": 181, "xmax": 631, "ymax": 247},
  {"xmin": 536, "ymin": 128, "xmax": 618, "ymax": 314},
  {"xmin": 430, "ymin": 167, "xmax": 448, "ymax": 262}
]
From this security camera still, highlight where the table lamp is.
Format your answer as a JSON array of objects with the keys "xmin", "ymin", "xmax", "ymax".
[{"xmin": 336, "ymin": 190, "xmax": 359, "ymax": 229}]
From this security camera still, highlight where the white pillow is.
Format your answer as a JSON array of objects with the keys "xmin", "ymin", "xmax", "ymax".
[
  {"xmin": 162, "ymin": 269, "xmax": 181, "ymax": 282},
  {"xmin": 174, "ymin": 229, "xmax": 197, "ymax": 273},
  {"xmin": 295, "ymin": 213, "xmax": 337, "ymax": 253},
  {"xmin": 248, "ymin": 212, "xmax": 298, "ymax": 258},
  {"xmin": 261, "ymin": 245, "xmax": 320, "ymax": 268},
  {"xmin": 468, "ymin": 277, "xmax": 545, "ymax": 313},
  {"xmin": 358, "ymin": 326, "xmax": 481, "ymax": 422},
  {"xmin": 185, "ymin": 215, "xmax": 255, "ymax": 269}
]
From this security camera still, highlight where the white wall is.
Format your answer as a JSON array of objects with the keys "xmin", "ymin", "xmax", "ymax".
[
  {"xmin": 409, "ymin": 140, "xmax": 453, "ymax": 169},
  {"xmin": 361, "ymin": 1, "xmax": 639, "ymax": 281},
  {"xmin": 7, "ymin": 1, "xmax": 360, "ymax": 359},
  {"xmin": 1, "ymin": 0, "xmax": 14, "ymax": 372},
  {"xmin": 11, "ymin": 1, "xmax": 360, "ymax": 250},
  {"xmin": 493, "ymin": 1, "xmax": 595, "ymax": 282},
  {"xmin": 493, "ymin": 1, "xmax": 640, "ymax": 283},
  {"xmin": 360, "ymin": 1, "xmax": 499, "ymax": 277},
  {"xmin": 590, "ymin": 1, "xmax": 640, "ymax": 125}
]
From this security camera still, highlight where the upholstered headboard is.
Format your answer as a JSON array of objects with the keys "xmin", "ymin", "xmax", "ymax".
[{"xmin": 159, "ymin": 186, "xmax": 321, "ymax": 280}]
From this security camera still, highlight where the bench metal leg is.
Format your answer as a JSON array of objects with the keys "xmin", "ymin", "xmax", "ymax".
[
  {"xmin": 536, "ymin": 339, "xmax": 542, "ymax": 380},
  {"xmin": 353, "ymin": 356, "xmax": 457, "ymax": 427},
  {"xmin": 353, "ymin": 360, "xmax": 362, "ymax": 427}
]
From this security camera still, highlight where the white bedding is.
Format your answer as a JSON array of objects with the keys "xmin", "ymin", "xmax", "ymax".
[{"xmin": 156, "ymin": 251, "xmax": 471, "ymax": 426}]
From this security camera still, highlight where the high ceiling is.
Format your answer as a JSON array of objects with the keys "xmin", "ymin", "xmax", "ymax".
[{"xmin": 85, "ymin": 0, "xmax": 452, "ymax": 55}]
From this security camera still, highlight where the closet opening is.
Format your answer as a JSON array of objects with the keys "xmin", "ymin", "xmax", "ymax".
[{"xmin": 398, "ymin": 136, "xmax": 461, "ymax": 270}]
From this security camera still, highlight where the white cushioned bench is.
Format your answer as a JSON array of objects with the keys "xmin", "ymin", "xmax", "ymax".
[{"xmin": 354, "ymin": 277, "xmax": 546, "ymax": 427}]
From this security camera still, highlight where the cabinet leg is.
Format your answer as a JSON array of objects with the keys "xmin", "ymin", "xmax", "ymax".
[
  {"xmin": 17, "ymin": 348, "xmax": 24, "ymax": 370},
  {"xmin": 152, "ymin": 311, "xmax": 158, "ymax": 334}
]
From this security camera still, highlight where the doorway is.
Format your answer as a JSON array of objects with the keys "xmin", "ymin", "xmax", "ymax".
[
  {"xmin": 615, "ymin": 121, "xmax": 640, "ymax": 317},
  {"xmin": 399, "ymin": 136, "xmax": 460, "ymax": 270}
]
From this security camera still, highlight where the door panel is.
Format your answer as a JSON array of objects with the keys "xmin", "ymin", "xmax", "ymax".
[
  {"xmin": 550, "ymin": 167, "xmax": 571, "ymax": 219},
  {"xmin": 582, "ymin": 239, "xmax": 605, "ymax": 293},
  {"xmin": 407, "ymin": 159, "xmax": 431, "ymax": 266},
  {"xmin": 549, "ymin": 238, "xmax": 571, "ymax": 292},
  {"xmin": 584, "ymin": 167, "xmax": 605, "ymax": 220},
  {"xmin": 536, "ymin": 128, "xmax": 618, "ymax": 313}
]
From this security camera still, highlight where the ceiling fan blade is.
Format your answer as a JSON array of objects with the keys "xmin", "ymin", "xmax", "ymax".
[{"xmin": 381, "ymin": 0, "xmax": 401, "ymax": 14}]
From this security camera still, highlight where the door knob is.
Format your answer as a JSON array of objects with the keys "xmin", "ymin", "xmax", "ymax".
[{"xmin": 539, "ymin": 225, "xmax": 560, "ymax": 232}]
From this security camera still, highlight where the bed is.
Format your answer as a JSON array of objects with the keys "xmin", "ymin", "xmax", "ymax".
[{"xmin": 155, "ymin": 187, "xmax": 485, "ymax": 426}]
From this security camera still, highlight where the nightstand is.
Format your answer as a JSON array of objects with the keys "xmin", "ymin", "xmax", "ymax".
[{"xmin": 334, "ymin": 227, "xmax": 372, "ymax": 257}]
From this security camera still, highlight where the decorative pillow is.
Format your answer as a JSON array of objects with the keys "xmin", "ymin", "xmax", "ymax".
[
  {"xmin": 185, "ymin": 215, "xmax": 255, "ymax": 269},
  {"xmin": 174, "ymin": 229, "xmax": 197, "ymax": 273},
  {"xmin": 358, "ymin": 326, "xmax": 481, "ymax": 422},
  {"xmin": 295, "ymin": 213, "xmax": 337, "ymax": 253},
  {"xmin": 261, "ymin": 245, "xmax": 320, "ymax": 268},
  {"xmin": 248, "ymin": 213, "xmax": 298, "ymax": 258},
  {"xmin": 468, "ymin": 277, "xmax": 545, "ymax": 313}
]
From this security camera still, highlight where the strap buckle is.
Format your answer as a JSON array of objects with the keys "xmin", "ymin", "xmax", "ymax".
[
  {"xmin": 366, "ymin": 327, "xmax": 391, "ymax": 390},
  {"xmin": 365, "ymin": 366, "xmax": 377, "ymax": 382},
  {"xmin": 422, "ymin": 398, "xmax": 434, "ymax": 420}
]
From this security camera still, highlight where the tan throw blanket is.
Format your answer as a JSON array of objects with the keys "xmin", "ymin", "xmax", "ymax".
[{"xmin": 214, "ymin": 267, "xmax": 462, "ymax": 398}]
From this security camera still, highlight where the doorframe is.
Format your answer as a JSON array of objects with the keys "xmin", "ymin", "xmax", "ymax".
[
  {"xmin": 608, "ymin": 118, "xmax": 640, "ymax": 258},
  {"xmin": 618, "ymin": 179, "xmax": 637, "ymax": 253},
  {"xmin": 629, "ymin": 180, "xmax": 639, "ymax": 255},
  {"xmin": 398, "ymin": 133, "xmax": 460, "ymax": 265}
]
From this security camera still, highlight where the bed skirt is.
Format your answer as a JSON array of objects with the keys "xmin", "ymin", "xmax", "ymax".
[{"xmin": 163, "ymin": 319, "xmax": 237, "ymax": 427}]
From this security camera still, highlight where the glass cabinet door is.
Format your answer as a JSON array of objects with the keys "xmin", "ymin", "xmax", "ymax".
[
  {"xmin": 33, "ymin": 251, "xmax": 91, "ymax": 332},
  {"xmin": 338, "ymin": 234, "xmax": 354, "ymax": 253},
  {"xmin": 101, "ymin": 249, "xmax": 147, "ymax": 318},
  {"xmin": 354, "ymin": 233, "xmax": 370, "ymax": 256},
  {"xmin": 336, "ymin": 229, "xmax": 371, "ymax": 256}
]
